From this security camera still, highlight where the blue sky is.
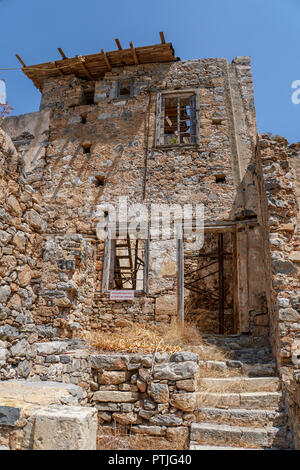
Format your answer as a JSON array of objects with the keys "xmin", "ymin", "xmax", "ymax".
[{"xmin": 0, "ymin": 0, "xmax": 299, "ymax": 142}]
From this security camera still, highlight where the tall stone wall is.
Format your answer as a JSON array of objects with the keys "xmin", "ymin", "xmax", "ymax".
[
  {"xmin": 0, "ymin": 129, "xmax": 48, "ymax": 381},
  {"xmin": 255, "ymin": 135, "xmax": 300, "ymax": 448},
  {"xmin": 1, "ymin": 56, "xmax": 264, "ymax": 335}
]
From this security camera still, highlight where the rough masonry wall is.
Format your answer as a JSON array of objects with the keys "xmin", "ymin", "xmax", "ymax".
[
  {"xmin": 256, "ymin": 135, "xmax": 300, "ymax": 447},
  {"xmin": 0, "ymin": 129, "xmax": 47, "ymax": 380},
  {"xmin": 2, "ymin": 56, "xmax": 262, "ymax": 334}
]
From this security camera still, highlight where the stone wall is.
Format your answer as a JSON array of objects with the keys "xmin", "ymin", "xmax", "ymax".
[
  {"xmin": 1, "ymin": 55, "xmax": 265, "ymax": 335},
  {"xmin": 0, "ymin": 129, "xmax": 47, "ymax": 380},
  {"xmin": 255, "ymin": 135, "xmax": 300, "ymax": 448}
]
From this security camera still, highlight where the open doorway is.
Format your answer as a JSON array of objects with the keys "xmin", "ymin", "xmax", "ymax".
[{"xmin": 183, "ymin": 230, "xmax": 236, "ymax": 334}]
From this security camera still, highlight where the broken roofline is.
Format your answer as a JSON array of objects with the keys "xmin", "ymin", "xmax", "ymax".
[{"xmin": 16, "ymin": 33, "xmax": 179, "ymax": 91}]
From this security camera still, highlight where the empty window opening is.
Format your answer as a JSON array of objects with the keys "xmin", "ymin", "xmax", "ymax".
[
  {"xmin": 113, "ymin": 237, "xmax": 145, "ymax": 291},
  {"xmin": 83, "ymin": 83, "xmax": 95, "ymax": 105},
  {"xmin": 82, "ymin": 144, "xmax": 91, "ymax": 154},
  {"xmin": 81, "ymin": 113, "xmax": 87, "ymax": 124},
  {"xmin": 94, "ymin": 175, "xmax": 105, "ymax": 187},
  {"xmin": 215, "ymin": 174, "xmax": 226, "ymax": 184},
  {"xmin": 163, "ymin": 95, "xmax": 196, "ymax": 145},
  {"xmin": 117, "ymin": 79, "xmax": 133, "ymax": 98}
]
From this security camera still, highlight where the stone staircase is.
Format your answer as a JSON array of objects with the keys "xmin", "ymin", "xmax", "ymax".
[{"xmin": 189, "ymin": 335, "xmax": 293, "ymax": 450}]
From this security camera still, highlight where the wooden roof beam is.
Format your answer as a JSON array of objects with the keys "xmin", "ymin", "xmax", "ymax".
[
  {"xmin": 15, "ymin": 54, "xmax": 27, "ymax": 67},
  {"xmin": 52, "ymin": 62, "xmax": 64, "ymax": 76},
  {"xmin": 58, "ymin": 48, "xmax": 68, "ymax": 60},
  {"xmin": 15, "ymin": 54, "xmax": 42, "ymax": 91},
  {"xmin": 77, "ymin": 56, "xmax": 94, "ymax": 80},
  {"xmin": 129, "ymin": 42, "xmax": 139, "ymax": 65},
  {"xmin": 159, "ymin": 32, "xmax": 166, "ymax": 44},
  {"xmin": 101, "ymin": 49, "xmax": 112, "ymax": 72},
  {"xmin": 115, "ymin": 38, "xmax": 122, "ymax": 50}
]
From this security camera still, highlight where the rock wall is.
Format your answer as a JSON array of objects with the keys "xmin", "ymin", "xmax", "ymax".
[
  {"xmin": 1, "ymin": 56, "xmax": 262, "ymax": 335},
  {"xmin": 0, "ymin": 129, "xmax": 47, "ymax": 380},
  {"xmin": 255, "ymin": 135, "xmax": 300, "ymax": 448}
]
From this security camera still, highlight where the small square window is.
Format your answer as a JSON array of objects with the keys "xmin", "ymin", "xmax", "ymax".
[
  {"xmin": 82, "ymin": 143, "xmax": 91, "ymax": 154},
  {"xmin": 117, "ymin": 79, "xmax": 133, "ymax": 98},
  {"xmin": 215, "ymin": 174, "xmax": 226, "ymax": 184},
  {"xmin": 94, "ymin": 175, "xmax": 105, "ymax": 187}
]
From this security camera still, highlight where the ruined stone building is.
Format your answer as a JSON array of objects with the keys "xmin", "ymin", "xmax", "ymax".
[{"xmin": 0, "ymin": 36, "xmax": 299, "ymax": 449}]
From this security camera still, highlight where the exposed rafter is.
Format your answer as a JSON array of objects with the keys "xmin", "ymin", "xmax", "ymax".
[
  {"xmin": 115, "ymin": 38, "xmax": 122, "ymax": 50},
  {"xmin": 101, "ymin": 49, "xmax": 112, "ymax": 72},
  {"xmin": 58, "ymin": 48, "xmax": 68, "ymax": 59},
  {"xmin": 129, "ymin": 42, "xmax": 139, "ymax": 65}
]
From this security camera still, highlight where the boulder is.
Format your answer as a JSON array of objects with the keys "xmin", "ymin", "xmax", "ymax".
[
  {"xmin": 32, "ymin": 406, "xmax": 97, "ymax": 450},
  {"xmin": 170, "ymin": 351, "xmax": 199, "ymax": 363},
  {"xmin": 153, "ymin": 361, "xmax": 198, "ymax": 381}
]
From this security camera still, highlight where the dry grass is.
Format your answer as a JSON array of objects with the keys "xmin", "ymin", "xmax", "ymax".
[{"xmin": 78, "ymin": 320, "xmax": 230, "ymax": 361}]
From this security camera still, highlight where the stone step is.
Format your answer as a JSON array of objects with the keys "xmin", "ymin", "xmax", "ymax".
[
  {"xmin": 190, "ymin": 422, "xmax": 291, "ymax": 449},
  {"xmin": 198, "ymin": 360, "xmax": 277, "ymax": 377},
  {"xmin": 195, "ymin": 391, "xmax": 283, "ymax": 410},
  {"xmin": 196, "ymin": 408, "xmax": 287, "ymax": 427},
  {"xmin": 197, "ymin": 377, "xmax": 280, "ymax": 393}
]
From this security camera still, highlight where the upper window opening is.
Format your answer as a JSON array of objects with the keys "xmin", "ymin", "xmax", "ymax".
[
  {"xmin": 117, "ymin": 78, "xmax": 133, "ymax": 98},
  {"xmin": 157, "ymin": 93, "xmax": 197, "ymax": 146}
]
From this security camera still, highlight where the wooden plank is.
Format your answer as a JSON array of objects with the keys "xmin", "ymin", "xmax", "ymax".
[
  {"xmin": 176, "ymin": 224, "xmax": 184, "ymax": 325},
  {"xmin": 155, "ymin": 93, "xmax": 163, "ymax": 146},
  {"xmin": 101, "ymin": 49, "xmax": 112, "ymax": 71},
  {"xmin": 102, "ymin": 230, "xmax": 114, "ymax": 293},
  {"xmin": 236, "ymin": 227, "xmax": 249, "ymax": 333},
  {"xmin": 159, "ymin": 32, "xmax": 166, "ymax": 44},
  {"xmin": 58, "ymin": 48, "xmax": 68, "ymax": 59},
  {"xmin": 77, "ymin": 56, "xmax": 94, "ymax": 80},
  {"xmin": 115, "ymin": 38, "xmax": 122, "ymax": 50},
  {"xmin": 15, "ymin": 54, "xmax": 26, "ymax": 67},
  {"xmin": 52, "ymin": 61, "xmax": 64, "ymax": 76},
  {"xmin": 129, "ymin": 42, "xmax": 139, "ymax": 65}
]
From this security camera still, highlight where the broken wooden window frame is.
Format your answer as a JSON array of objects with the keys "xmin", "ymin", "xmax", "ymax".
[
  {"xmin": 101, "ymin": 230, "xmax": 149, "ymax": 294},
  {"xmin": 155, "ymin": 90, "xmax": 200, "ymax": 147}
]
